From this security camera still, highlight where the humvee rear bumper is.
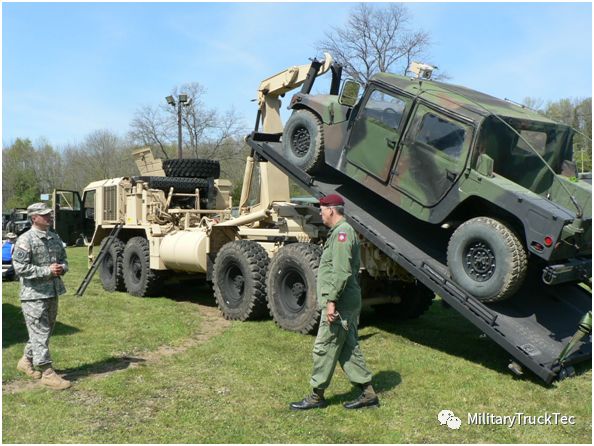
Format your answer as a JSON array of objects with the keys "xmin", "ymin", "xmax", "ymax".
[{"xmin": 542, "ymin": 258, "xmax": 592, "ymax": 286}]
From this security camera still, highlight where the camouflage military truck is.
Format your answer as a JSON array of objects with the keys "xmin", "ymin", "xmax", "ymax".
[{"xmin": 280, "ymin": 63, "xmax": 592, "ymax": 303}]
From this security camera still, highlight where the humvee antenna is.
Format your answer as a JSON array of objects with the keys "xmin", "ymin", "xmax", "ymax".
[{"xmin": 416, "ymin": 85, "xmax": 584, "ymax": 219}]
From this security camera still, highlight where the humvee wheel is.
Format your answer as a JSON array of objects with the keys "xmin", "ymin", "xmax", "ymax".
[
  {"xmin": 213, "ymin": 240, "xmax": 269, "ymax": 321},
  {"xmin": 267, "ymin": 243, "xmax": 321, "ymax": 334},
  {"xmin": 122, "ymin": 237, "xmax": 163, "ymax": 297},
  {"xmin": 99, "ymin": 237, "xmax": 126, "ymax": 292},
  {"xmin": 373, "ymin": 282, "xmax": 435, "ymax": 320},
  {"xmin": 447, "ymin": 217, "xmax": 527, "ymax": 303},
  {"xmin": 282, "ymin": 110, "xmax": 325, "ymax": 174}
]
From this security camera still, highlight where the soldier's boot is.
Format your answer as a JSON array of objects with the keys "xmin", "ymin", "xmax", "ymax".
[
  {"xmin": 289, "ymin": 388, "xmax": 328, "ymax": 410},
  {"xmin": 39, "ymin": 365, "xmax": 71, "ymax": 390},
  {"xmin": 343, "ymin": 382, "xmax": 380, "ymax": 409},
  {"xmin": 16, "ymin": 356, "xmax": 41, "ymax": 379}
]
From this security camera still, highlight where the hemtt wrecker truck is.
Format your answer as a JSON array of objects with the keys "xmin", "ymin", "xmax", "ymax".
[{"xmin": 76, "ymin": 54, "xmax": 591, "ymax": 384}]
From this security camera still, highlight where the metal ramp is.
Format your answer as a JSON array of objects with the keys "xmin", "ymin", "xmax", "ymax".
[{"xmin": 247, "ymin": 135, "xmax": 591, "ymax": 384}]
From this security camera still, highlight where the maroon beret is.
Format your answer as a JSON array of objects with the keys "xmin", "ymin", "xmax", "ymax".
[{"xmin": 319, "ymin": 194, "xmax": 345, "ymax": 206}]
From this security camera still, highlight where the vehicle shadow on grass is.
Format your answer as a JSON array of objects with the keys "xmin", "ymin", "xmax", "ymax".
[
  {"xmin": 161, "ymin": 277, "xmax": 217, "ymax": 308},
  {"xmin": 2, "ymin": 303, "xmax": 79, "ymax": 348}
]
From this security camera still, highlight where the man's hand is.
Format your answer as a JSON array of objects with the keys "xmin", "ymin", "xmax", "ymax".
[
  {"xmin": 50, "ymin": 263, "xmax": 64, "ymax": 277},
  {"xmin": 326, "ymin": 301, "xmax": 337, "ymax": 323}
]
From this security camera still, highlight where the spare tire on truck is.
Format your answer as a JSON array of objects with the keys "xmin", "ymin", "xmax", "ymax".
[
  {"xmin": 162, "ymin": 159, "xmax": 220, "ymax": 179},
  {"xmin": 282, "ymin": 110, "xmax": 325, "ymax": 174},
  {"xmin": 213, "ymin": 240, "xmax": 269, "ymax": 321},
  {"xmin": 266, "ymin": 243, "xmax": 322, "ymax": 334}
]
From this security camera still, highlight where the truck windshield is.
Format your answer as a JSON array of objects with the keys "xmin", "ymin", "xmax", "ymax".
[{"xmin": 476, "ymin": 116, "xmax": 573, "ymax": 194}]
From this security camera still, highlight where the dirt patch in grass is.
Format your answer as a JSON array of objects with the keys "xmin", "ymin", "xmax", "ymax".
[{"xmin": 3, "ymin": 304, "xmax": 230, "ymax": 395}]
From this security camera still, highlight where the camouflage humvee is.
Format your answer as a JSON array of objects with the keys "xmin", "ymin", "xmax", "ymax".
[{"xmin": 281, "ymin": 71, "xmax": 592, "ymax": 303}]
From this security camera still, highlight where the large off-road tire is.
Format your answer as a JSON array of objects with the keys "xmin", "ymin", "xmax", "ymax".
[
  {"xmin": 163, "ymin": 158, "xmax": 220, "ymax": 179},
  {"xmin": 145, "ymin": 176, "xmax": 210, "ymax": 194},
  {"xmin": 213, "ymin": 240, "xmax": 269, "ymax": 320},
  {"xmin": 372, "ymin": 281, "xmax": 435, "ymax": 320},
  {"xmin": 447, "ymin": 217, "xmax": 527, "ymax": 303},
  {"xmin": 122, "ymin": 236, "xmax": 163, "ymax": 297},
  {"xmin": 99, "ymin": 237, "xmax": 126, "ymax": 292},
  {"xmin": 267, "ymin": 243, "xmax": 322, "ymax": 334},
  {"xmin": 282, "ymin": 110, "xmax": 325, "ymax": 174}
]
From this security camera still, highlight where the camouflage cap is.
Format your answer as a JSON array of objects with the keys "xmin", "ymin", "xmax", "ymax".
[
  {"xmin": 6, "ymin": 232, "xmax": 17, "ymax": 240},
  {"xmin": 27, "ymin": 202, "xmax": 52, "ymax": 216}
]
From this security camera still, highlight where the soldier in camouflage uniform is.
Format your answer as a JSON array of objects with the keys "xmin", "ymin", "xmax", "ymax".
[
  {"xmin": 12, "ymin": 202, "xmax": 71, "ymax": 390},
  {"xmin": 290, "ymin": 194, "xmax": 379, "ymax": 410}
]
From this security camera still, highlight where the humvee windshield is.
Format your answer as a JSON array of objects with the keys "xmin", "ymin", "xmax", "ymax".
[{"xmin": 477, "ymin": 116, "xmax": 573, "ymax": 194}]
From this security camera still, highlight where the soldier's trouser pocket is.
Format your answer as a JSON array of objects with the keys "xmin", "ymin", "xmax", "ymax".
[{"xmin": 21, "ymin": 298, "xmax": 59, "ymax": 366}]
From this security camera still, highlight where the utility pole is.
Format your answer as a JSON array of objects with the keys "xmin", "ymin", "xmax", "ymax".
[{"xmin": 166, "ymin": 94, "xmax": 191, "ymax": 159}]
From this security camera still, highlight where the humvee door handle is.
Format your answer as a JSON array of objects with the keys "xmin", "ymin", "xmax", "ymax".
[
  {"xmin": 386, "ymin": 137, "xmax": 397, "ymax": 149},
  {"xmin": 446, "ymin": 170, "xmax": 457, "ymax": 181}
]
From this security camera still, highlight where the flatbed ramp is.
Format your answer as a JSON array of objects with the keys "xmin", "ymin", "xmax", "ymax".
[{"xmin": 247, "ymin": 135, "xmax": 591, "ymax": 384}]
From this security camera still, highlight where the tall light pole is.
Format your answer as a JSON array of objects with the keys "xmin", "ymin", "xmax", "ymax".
[{"xmin": 166, "ymin": 94, "xmax": 191, "ymax": 159}]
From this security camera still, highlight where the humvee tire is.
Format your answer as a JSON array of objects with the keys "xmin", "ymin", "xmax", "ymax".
[
  {"xmin": 213, "ymin": 240, "xmax": 269, "ymax": 320},
  {"xmin": 163, "ymin": 158, "xmax": 220, "ymax": 179},
  {"xmin": 447, "ymin": 217, "xmax": 527, "ymax": 303},
  {"xmin": 373, "ymin": 282, "xmax": 435, "ymax": 320},
  {"xmin": 282, "ymin": 110, "xmax": 325, "ymax": 174},
  {"xmin": 122, "ymin": 236, "xmax": 163, "ymax": 297},
  {"xmin": 99, "ymin": 237, "xmax": 126, "ymax": 292},
  {"xmin": 267, "ymin": 243, "xmax": 322, "ymax": 334}
]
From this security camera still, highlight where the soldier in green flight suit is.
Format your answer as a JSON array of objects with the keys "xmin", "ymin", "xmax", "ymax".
[{"xmin": 290, "ymin": 194, "xmax": 379, "ymax": 410}]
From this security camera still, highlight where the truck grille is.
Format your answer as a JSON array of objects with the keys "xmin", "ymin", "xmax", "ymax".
[{"xmin": 103, "ymin": 186, "xmax": 117, "ymax": 221}]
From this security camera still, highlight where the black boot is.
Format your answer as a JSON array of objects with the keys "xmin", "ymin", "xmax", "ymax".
[
  {"xmin": 343, "ymin": 383, "xmax": 379, "ymax": 409},
  {"xmin": 290, "ymin": 388, "xmax": 328, "ymax": 410}
]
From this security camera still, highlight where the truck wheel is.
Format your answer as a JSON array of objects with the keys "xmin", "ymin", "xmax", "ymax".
[
  {"xmin": 99, "ymin": 237, "xmax": 126, "ymax": 292},
  {"xmin": 373, "ymin": 282, "xmax": 435, "ymax": 320},
  {"xmin": 282, "ymin": 110, "xmax": 325, "ymax": 174},
  {"xmin": 163, "ymin": 159, "xmax": 220, "ymax": 179},
  {"xmin": 213, "ymin": 240, "xmax": 269, "ymax": 320},
  {"xmin": 122, "ymin": 236, "xmax": 163, "ymax": 297},
  {"xmin": 447, "ymin": 217, "xmax": 527, "ymax": 303},
  {"xmin": 144, "ymin": 176, "xmax": 210, "ymax": 194},
  {"xmin": 267, "ymin": 243, "xmax": 322, "ymax": 334}
]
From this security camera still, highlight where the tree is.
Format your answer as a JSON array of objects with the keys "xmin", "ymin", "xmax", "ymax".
[
  {"xmin": 2, "ymin": 138, "xmax": 42, "ymax": 208},
  {"xmin": 317, "ymin": 3, "xmax": 431, "ymax": 84}
]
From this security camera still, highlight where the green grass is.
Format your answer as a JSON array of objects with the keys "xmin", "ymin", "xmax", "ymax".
[{"xmin": 3, "ymin": 247, "xmax": 592, "ymax": 443}]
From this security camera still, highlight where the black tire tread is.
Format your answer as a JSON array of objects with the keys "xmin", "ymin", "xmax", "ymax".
[
  {"xmin": 163, "ymin": 158, "xmax": 220, "ymax": 179},
  {"xmin": 123, "ymin": 236, "xmax": 163, "ymax": 297},
  {"xmin": 99, "ymin": 237, "xmax": 126, "ymax": 292},
  {"xmin": 282, "ymin": 110, "xmax": 325, "ymax": 174},
  {"xmin": 147, "ymin": 176, "xmax": 209, "ymax": 194},
  {"xmin": 447, "ymin": 216, "xmax": 527, "ymax": 303},
  {"xmin": 267, "ymin": 242, "xmax": 322, "ymax": 334},
  {"xmin": 213, "ymin": 240, "xmax": 269, "ymax": 321}
]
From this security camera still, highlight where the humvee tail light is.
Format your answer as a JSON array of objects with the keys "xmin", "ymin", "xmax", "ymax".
[{"xmin": 544, "ymin": 236, "xmax": 554, "ymax": 248}]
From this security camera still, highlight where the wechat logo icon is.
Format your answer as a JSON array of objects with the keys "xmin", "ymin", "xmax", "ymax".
[{"xmin": 438, "ymin": 409, "xmax": 462, "ymax": 430}]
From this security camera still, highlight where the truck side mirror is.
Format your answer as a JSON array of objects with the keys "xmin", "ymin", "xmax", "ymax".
[{"xmin": 339, "ymin": 80, "xmax": 361, "ymax": 107}]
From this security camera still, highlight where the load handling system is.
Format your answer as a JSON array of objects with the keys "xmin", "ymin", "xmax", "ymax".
[{"xmin": 246, "ymin": 54, "xmax": 591, "ymax": 384}]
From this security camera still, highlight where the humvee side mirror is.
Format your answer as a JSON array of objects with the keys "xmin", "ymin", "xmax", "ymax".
[
  {"xmin": 339, "ymin": 80, "xmax": 361, "ymax": 107},
  {"xmin": 476, "ymin": 154, "xmax": 494, "ymax": 177}
]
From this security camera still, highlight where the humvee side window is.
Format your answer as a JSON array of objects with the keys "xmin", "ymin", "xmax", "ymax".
[
  {"xmin": 362, "ymin": 90, "xmax": 406, "ymax": 130},
  {"xmin": 415, "ymin": 113, "xmax": 466, "ymax": 160},
  {"xmin": 514, "ymin": 130, "xmax": 547, "ymax": 155}
]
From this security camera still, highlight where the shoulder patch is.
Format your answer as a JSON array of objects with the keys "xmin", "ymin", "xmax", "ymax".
[
  {"xmin": 13, "ymin": 248, "xmax": 29, "ymax": 262},
  {"xmin": 338, "ymin": 232, "xmax": 348, "ymax": 243}
]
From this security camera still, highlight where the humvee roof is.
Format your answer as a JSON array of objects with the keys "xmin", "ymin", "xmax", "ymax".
[{"xmin": 372, "ymin": 73, "xmax": 559, "ymax": 125}]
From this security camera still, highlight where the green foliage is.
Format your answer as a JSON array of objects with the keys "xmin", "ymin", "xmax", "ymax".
[{"xmin": 3, "ymin": 248, "xmax": 591, "ymax": 443}]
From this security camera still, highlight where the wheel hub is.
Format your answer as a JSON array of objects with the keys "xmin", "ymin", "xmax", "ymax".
[
  {"xmin": 464, "ymin": 242, "xmax": 496, "ymax": 282},
  {"xmin": 291, "ymin": 127, "xmax": 310, "ymax": 158}
]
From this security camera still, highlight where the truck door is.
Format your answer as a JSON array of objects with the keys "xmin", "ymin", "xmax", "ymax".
[
  {"xmin": 81, "ymin": 189, "xmax": 96, "ymax": 240},
  {"xmin": 391, "ymin": 104, "xmax": 473, "ymax": 206},
  {"xmin": 52, "ymin": 190, "xmax": 83, "ymax": 246},
  {"xmin": 344, "ymin": 88, "xmax": 412, "ymax": 182}
]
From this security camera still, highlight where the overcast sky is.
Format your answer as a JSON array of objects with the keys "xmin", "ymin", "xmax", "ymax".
[{"xmin": 2, "ymin": 1, "xmax": 592, "ymax": 148}]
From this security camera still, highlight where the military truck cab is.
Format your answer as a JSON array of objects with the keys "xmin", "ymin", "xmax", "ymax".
[{"xmin": 282, "ymin": 68, "xmax": 591, "ymax": 303}]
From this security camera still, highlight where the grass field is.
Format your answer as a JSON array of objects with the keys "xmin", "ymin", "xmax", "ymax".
[{"xmin": 2, "ymin": 247, "xmax": 592, "ymax": 443}]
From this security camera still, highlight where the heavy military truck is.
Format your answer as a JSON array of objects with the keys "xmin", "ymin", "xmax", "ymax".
[
  {"xmin": 279, "ymin": 61, "xmax": 591, "ymax": 304},
  {"xmin": 78, "ymin": 140, "xmax": 433, "ymax": 335},
  {"xmin": 246, "ymin": 54, "xmax": 591, "ymax": 383}
]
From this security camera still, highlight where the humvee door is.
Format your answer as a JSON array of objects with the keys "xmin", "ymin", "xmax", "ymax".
[
  {"xmin": 344, "ymin": 88, "xmax": 412, "ymax": 182},
  {"xmin": 391, "ymin": 104, "xmax": 474, "ymax": 207}
]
